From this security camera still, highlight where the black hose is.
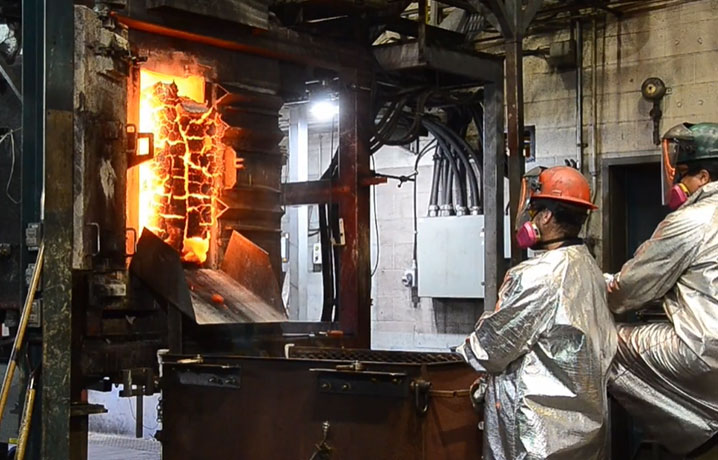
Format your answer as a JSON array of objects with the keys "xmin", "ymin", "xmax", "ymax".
[
  {"xmin": 318, "ymin": 204, "xmax": 334, "ymax": 322},
  {"xmin": 429, "ymin": 153, "xmax": 441, "ymax": 209},
  {"xmin": 434, "ymin": 139, "xmax": 463, "ymax": 208},
  {"xmin": 425, "ymin": 118, "xmax": 482, "ymax": 210},
  {"xmin": 446, "ymin": 162, "xmax": 454, "ymax": 211},
  {"xmin": 423, "ymin": 119, "xmax": 477, "ymax": 210}
]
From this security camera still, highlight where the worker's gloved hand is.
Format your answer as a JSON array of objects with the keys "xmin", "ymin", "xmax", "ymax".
[
  {"xmin": 469, "ymin": 375, "xmax": 488, "ymax": 415},
  {"xmin": 604, "ymin": 273, "xmax": 621, "ymax": 294}
]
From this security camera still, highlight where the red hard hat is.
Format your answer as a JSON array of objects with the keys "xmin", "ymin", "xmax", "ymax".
[{"xmin": 532, "ymin": 166, "xmax": 597, "ymax": 210}]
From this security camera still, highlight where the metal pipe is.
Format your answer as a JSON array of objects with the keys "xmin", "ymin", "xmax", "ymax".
[
  {"xmin": 16, "ymin": 372, "xmax": 36, "ymax": 460},
  {"xmin": 0, "ymin": 242, "xmax": 44, "ymax": 428},
  {"xmin": 135, "ymin": 395, "xmax": 143, "ymax": 438},
  {"xmin": 591, "ymin": 18, "xmax": 599, "ymax": 194},
  {"xmin": 575, "ymin": 19, "xmax": 584, "ymax": 169}
]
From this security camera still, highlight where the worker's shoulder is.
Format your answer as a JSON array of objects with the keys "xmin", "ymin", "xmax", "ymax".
[
  {"xmin": 509, "ymin": 246, "xmax": 581, "ymax": 280},
  {"xmin": 665, "ymin": 195, "xmax": 717, "ymax": 230}
]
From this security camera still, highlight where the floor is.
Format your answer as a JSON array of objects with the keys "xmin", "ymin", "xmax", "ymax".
[{"xmin": 88, "ymin": 433, "xmax": 160, "ymax": 460}]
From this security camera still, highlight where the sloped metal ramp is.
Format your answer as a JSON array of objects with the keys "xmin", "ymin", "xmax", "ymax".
[{"xmin": 130, "ymin": 229, "xmax": 287, "ymax": 324}]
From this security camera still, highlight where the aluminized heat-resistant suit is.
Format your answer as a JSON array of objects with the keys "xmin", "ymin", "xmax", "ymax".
[
  {"xmin": 458, "ymin": 244, "xmax": 617, "ymax": 460},
  {"xmin": 608, "ymin": 181, "xmax": 718, "ymax": 455}
]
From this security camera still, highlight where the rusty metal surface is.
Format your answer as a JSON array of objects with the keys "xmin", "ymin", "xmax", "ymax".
[
  {"xmin": 161, "ymin": 354, "xmax": 481, "ymax": 460},
  {"xmin": 117, "ymin": 2, "xmax": 369, "ymax": 73},
  {"xmin": 130, "ymin": 229, "xmax": 194, "ymax": 318},
  {"xmin": 73, "ymin": 6, "xmax": 130, "ymax": 271},
  {"xmin": 186, "ymin": 269, "xmax": 286, "ymax": 323},
  {"xmin": 221, "ymin": 231, "xmax": 284, "ymax": 314},
  {"xmin": 131, "ymin": 229, "xmax": 286, "ymax": 324},
  {"xmin": 43, "ymin": 6, "xmax": 77, "ymax": 460},
  {"xmin": 282, "ymin": 180, "xmax": 342, "ymax": 206},
  {"xmin": 336, "ymin": 70, "xmax": 372, "ymax": 348}
]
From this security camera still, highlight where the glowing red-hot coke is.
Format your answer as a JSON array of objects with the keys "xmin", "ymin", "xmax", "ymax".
[{"xmin": 138, "ymin": 70, "xmax": 227, "ymax": 264}]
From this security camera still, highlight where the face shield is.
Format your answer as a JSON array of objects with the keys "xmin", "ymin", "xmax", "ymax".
[
  {"xmin": 516, "ymin": 167, "xmax": 544, "ymax": 230},
  {"xmin": 661, "ymin": 124, "xmax": 695, "ymax": 206},
  {"xmin": 661, "ymin": 138, "xmax": 679, "ymax": 206}
]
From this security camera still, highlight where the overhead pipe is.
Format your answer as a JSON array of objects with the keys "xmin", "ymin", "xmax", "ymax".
[
  {"xmin": 591, "ymin": 18, "xmax": 599, "ymax": 195},
  {"xmin": 575, "ymin": 19, "xmax": 584, "ymax": 169}
]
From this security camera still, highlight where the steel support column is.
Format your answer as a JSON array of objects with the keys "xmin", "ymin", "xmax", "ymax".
[
  {"xmin": 476, "ymin": 0, "xmax": 542, "ymax": 267},
  {"xmin": 21, "ymin": 1, "xmax": 45, "ymax": 456},
  {"xmin": 483, "ymin": 78, "xmax": 506, "ymax": 311},
  {"xmin": 337, "ymin": 72, "xmax": 371, "ymax": 348},
  {"xmin": 20, "ymin": 0, "xmax": 43, "ymax": 300},
  {"xmin": 505, "ymin": 38, "xmax": 527, "ymax": 266},
  {"xmin": 42, "ymin": 1, "xmax": 78, "ymax": 459}
]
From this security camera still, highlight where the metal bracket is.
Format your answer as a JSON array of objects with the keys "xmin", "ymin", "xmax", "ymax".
[
  {"xmin": 410, "ymin": 379, "xmax": 432, "ymax": 416},
  {"xmin": 120, "ymin": 368, "xmax": 157, "ymax": 397},
  {"xmin": 309, "ymin": 421, "xmax": 333, "ymax": 460},
  {"xmin": 70, "ymin": 403, "xmax": 108, "ymax": 418},
  {"xmin": 170, "ymin": 364, "xmax": 242, "ymax": 389},
  {"xmin": 24, "ymin": 223, "xmax": 41, "ymax": 250},
  {"xmin": 28, "ymin": 299, "xmax": 41, "ymax": 328},
  {"xmin": 126, "ymin": 124, "xmax": 155, "ymax": 168},
  {"xmin": 311, "ymin": 364, "xmax": 409, "ymax": 398}
]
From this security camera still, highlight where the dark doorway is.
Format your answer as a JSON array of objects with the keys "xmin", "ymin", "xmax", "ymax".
[
  {"xmin": 602, "ymin": 157, "xmax": 675, "ymax": 460},
  {"xmin": 603, "ymin": 158, "xmax": 670, "ymax": 273}
]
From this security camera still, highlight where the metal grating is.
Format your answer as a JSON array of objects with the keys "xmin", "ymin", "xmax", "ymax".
[{"xmin": 287, "ymin": 346, "xmax": 462, "ymax": 364}]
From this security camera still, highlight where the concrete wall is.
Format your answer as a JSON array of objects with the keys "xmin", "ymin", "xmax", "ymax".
[
  {"xmin": 282, "ymin": 123, "xmax": 485, "ymax": 351},
  {"xmin": 282, "ymin": 1, "xmax": 718, "ymax": 352},
  {"xmin": 521, "ymin": 0, "xmax": 718, "ymax": 263}
]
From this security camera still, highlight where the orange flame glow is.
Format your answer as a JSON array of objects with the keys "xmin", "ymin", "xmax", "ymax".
[{"xmin": 138, "ymin": 69, "xmax": 226, "ymax": 264}]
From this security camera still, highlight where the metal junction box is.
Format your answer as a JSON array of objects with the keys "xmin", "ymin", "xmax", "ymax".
[{"xmin": 417, "ymin": 215, "xmax": 511, "ymax": 299}]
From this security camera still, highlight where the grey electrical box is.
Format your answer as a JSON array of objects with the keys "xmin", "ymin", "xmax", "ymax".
[{"xmin": 417, "ymin": 215, "xmax": 511, "ymax": 299}]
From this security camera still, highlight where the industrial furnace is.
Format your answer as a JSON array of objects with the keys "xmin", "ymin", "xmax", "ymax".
[{"xmin": 25, "ymin": 1, "xmax": 508, "ymax": 457}]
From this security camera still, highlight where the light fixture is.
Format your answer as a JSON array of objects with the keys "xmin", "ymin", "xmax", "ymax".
[{"xmin": 309, "ymin": 100, "xmax": 339, "ymax": 122}]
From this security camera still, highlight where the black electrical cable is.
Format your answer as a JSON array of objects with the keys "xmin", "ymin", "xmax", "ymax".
[
  {"xmin": 429, "ymin": 153, "xmax": 441, "ymax": 209},
  {"xmin": 424, "ymin": 118, "xmax": 483, "ymax": 209},
  {"xmin": 370, "ymin": 156, "xmax": 380, "ymax": 277},
  {"xmin": 318, "ymin": 150, "xmax": 339, "ymax": 322},
  {"xmin": 423, "ymin": 119, "xmax": 475, "ymax": 210}
]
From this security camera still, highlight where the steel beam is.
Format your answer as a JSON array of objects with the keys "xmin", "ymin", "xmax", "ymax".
[
  {"xmin": 20, "ymin": 0, "xmax": 43, "ymax": 302},
  {"xmin": 283, "ymin": 180, "xmax": 337, "ymax": 206},
  {"xmin": 115, "ymin": 9, "xmax": 368, "ymax": 73},
  {"xmin": 337, "ymin": 70, "xmax": 372, "ymax": 348},
  {"xmin": 373, "ymin": 42, "xmax": 503, "ymax": 83},
  {"xmin": 483, "ymin": 78, "xmax": 506, "ymax": 311},
  {"xmin": 21, "ymin": 2, "xmax": 45, "ymax": 456},
  {"xmin": 42, "ymin": 1, "xmax": 79, "ymax": 459}
]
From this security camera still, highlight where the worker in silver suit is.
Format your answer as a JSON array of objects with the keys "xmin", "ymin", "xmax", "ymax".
[
  {"xmin": 457, "ymin": 166, "xmax": 617, "ymax": 460},
  {"xmin": 606, "ymin": 122, "xmax": 718, "ymax": 456}
]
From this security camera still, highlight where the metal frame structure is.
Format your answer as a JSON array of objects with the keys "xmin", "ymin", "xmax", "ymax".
[
  {"xmin": 471, "ymin": 0, "xmax": 543, "ymax": 267},
  {"xmin": 21, "ymin": 1, "xmax": 510, "ymax": 457}
]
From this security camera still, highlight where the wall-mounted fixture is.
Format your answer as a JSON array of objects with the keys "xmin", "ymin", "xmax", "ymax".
[{"xmin": 641, "ymin": 77, "xmax": 667, "ymax": 145}]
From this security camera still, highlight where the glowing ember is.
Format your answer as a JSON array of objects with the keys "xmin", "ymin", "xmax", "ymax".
[{"xmin": 139, "ymin": 75, "xmax": 226, "ymax": 264}]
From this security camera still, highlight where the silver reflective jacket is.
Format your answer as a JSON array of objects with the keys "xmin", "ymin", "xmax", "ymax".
[
  {"xmin": 458, "ymin": 245, "xmax": 617, "ymax": 460},
  {"xmin": 608, "ymin": 181, "xmax": 718, "ymax": 454}
]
